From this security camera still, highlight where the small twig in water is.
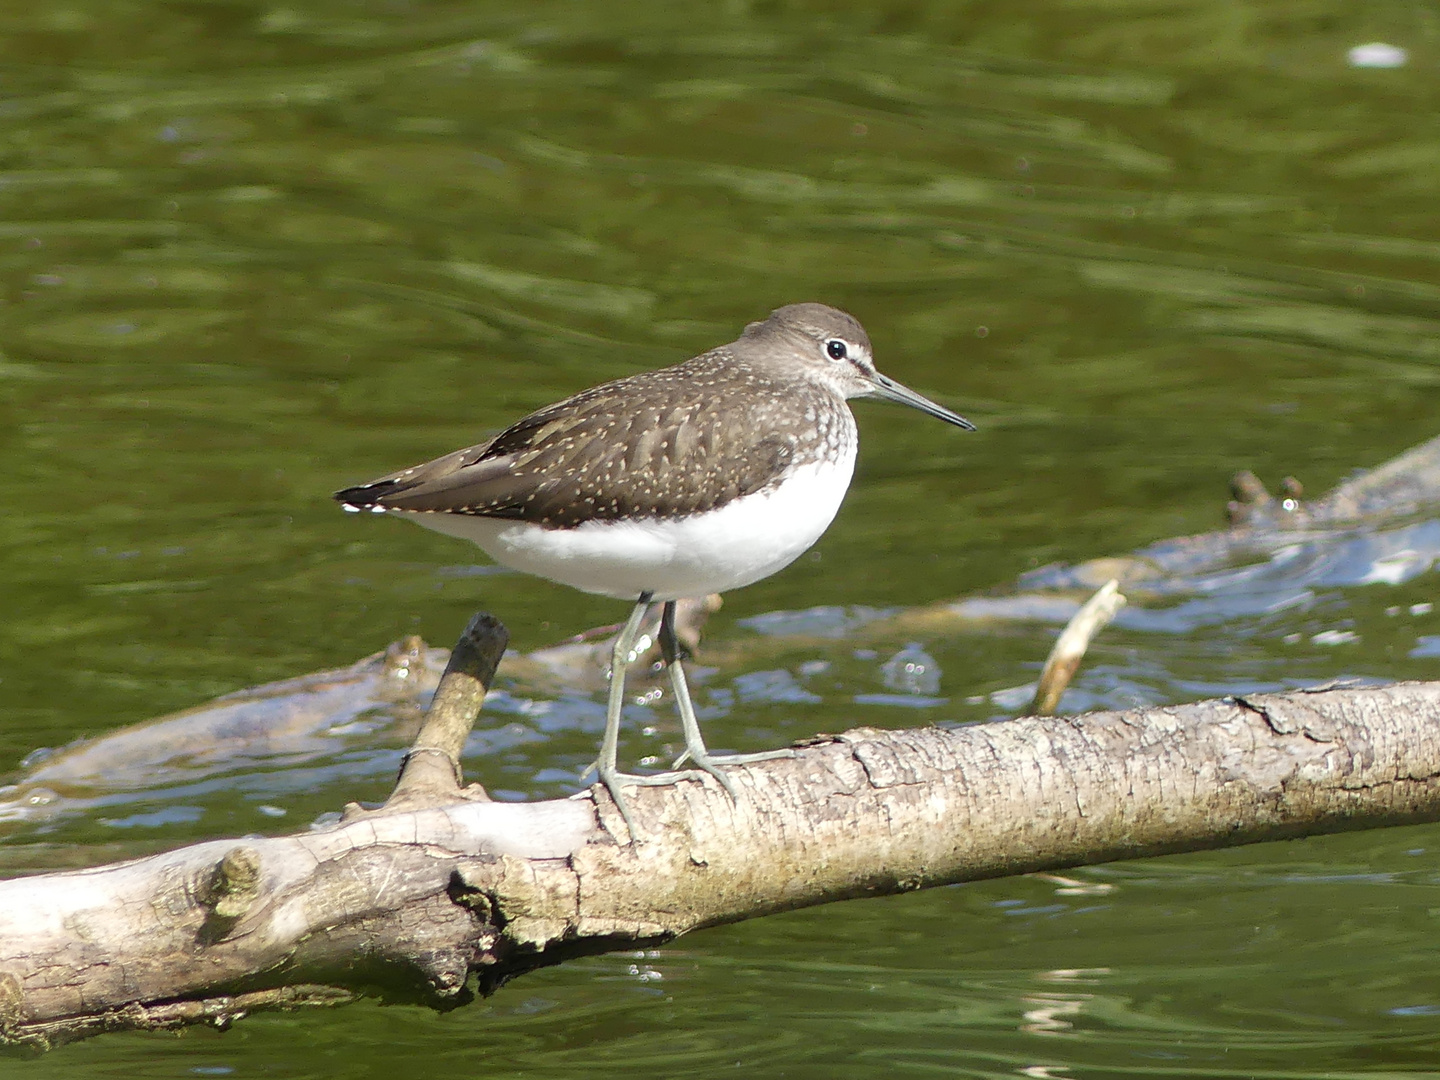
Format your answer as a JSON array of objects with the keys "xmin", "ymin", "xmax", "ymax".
[{"xmin": 1027, "ymin": 580, "xmax": 1126, "ymax": 716}]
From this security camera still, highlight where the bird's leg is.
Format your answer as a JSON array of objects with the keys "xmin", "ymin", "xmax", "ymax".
[
  {"xmin": 590, "ymin": 591, "xmax": 653, "ymax": 839},
  {"xmin": 578, "ymin": 594, "xmax": 794, "ymax": 836},
  {"xmin": 660, "ymin": 599, "xmax": 793, "ymax": 791}
]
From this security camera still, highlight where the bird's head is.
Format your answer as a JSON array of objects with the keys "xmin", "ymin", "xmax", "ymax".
[{"xmin": 744, "ymin": 302, "xmax": 975, "ymax": 430}]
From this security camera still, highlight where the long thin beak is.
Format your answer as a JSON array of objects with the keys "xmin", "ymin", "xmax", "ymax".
[{"xmin": 867, "ymin": 372, "xmax": 976, "ymax": 430}]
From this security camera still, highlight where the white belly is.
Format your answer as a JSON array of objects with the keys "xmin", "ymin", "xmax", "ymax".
[{"xmin": 392, "ymin": 449, "xmax": 856, "ymax": 601}]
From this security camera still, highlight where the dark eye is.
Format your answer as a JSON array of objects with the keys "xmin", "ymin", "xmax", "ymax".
[{"xmin": 826, "ymin": 339, "xmax": 847, "ymax": 360}]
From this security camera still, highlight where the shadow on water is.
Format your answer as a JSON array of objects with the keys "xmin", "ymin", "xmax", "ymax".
[{"xmin": 3, "ymin": 0, "xmax": 1440, "ymax": 1073}]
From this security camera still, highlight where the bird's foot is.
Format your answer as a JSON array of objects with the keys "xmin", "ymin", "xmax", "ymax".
[
  {"xmin": 571, "ymin": 762, "xmax": 729, "ymax": 842},
  {"xmin": 671, "ymin": 746, "xmax": 795, "ymax": 769},
  {"xmin": 670, "ymin": 746, "xmax": 796, "ymax": 800},
  {"xmin": 571, "ymin": 748, "xmax": 795, "ymax": 841}
]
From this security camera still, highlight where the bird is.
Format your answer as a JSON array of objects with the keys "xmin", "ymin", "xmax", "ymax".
[{"xmin": 334, "ymin": 302, "xmax": 974, "ymax": 837}]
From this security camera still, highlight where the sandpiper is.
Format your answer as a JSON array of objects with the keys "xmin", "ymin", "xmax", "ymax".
[{"xmin": 335, "ymin": 303, "xmax": 973, "ymax": 835}]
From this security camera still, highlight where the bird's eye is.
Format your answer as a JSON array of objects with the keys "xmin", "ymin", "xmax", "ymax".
[{"xmin": 826, "ymin": 339, "xmax": 847, "ymax": 361}]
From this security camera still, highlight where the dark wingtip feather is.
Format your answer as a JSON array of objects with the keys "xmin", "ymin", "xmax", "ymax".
[
  {"xmin": 332, "ymin": 440, "xmax": 495, "ymax": 512},
  {"xmin": 333, "ymin": 481, "xmax": 406, "ymax": 508}
]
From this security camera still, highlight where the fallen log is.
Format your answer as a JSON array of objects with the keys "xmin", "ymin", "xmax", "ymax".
[{"xmin": 4, "ymin": 610, "xmax": 1439, "ymax": 1050}]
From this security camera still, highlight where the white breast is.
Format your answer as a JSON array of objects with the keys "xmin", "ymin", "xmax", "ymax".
[{"xmin": 396, "ymin": 444, "xmax": 857, "ymax": 601}]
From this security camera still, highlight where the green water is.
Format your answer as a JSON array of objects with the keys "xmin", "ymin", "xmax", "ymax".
[{"xmin": 5, "ymin": 0, "xmax": 1440, "ymax": 1073}]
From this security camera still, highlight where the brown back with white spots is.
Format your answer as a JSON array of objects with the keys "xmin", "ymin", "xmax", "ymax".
[{"xmin": 334, "ymin": 305, "xmax": 868, "ymax": 526}]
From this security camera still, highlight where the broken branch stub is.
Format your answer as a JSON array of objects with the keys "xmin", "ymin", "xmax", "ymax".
[{"xmin": 386, "ymin": 612, "xmax": 508, "ymax": 808}]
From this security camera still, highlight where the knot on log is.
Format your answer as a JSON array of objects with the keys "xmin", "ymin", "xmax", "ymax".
[{"xmin": 199, "ymin": 845, "xmax": 263, "ymax": 921}]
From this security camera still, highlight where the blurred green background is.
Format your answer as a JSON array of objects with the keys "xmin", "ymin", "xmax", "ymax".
[{"xmin": 4, "ymin": 0, "xmax": 1440, "ymax": 1074}]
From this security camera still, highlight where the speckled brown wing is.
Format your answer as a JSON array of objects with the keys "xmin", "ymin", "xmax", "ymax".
[{"xmin": 334, "ymin": 353, "xmax": 818, "ymax": 526}]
